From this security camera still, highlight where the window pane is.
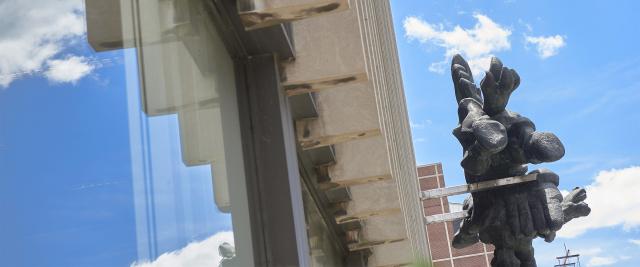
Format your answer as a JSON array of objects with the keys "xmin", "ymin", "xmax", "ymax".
[
  {"xmin": 0, "ymin": 0, "xmax": 248, "ymax": 266},
  {"xmin": 302, "ymin": 183, "xmax": 343, "ymax": 266}
]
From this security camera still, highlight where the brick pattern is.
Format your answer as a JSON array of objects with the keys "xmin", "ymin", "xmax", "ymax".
[
  {"xmin": 453, "ymin": 255, "xmax": 489, "ymax": 267},
  {"xmin": 418, "ymin": 163, "xmax": 494, "ymax": 267},
  {"xmin": 449, "ymin": 221, "xmax": 485, "ymax": 257},
  {"xmin": 427, "ymin": 222, "xmax": 451, "ymax": 260},
  {"xmin": 433, "ymin": 261, "xmax": 453, "ymax": 267}
]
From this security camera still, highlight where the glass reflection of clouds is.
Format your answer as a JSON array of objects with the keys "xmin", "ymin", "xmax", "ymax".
[{"xmin": 0, "ymin": 0, "xmax": 241, "ymax": 266}]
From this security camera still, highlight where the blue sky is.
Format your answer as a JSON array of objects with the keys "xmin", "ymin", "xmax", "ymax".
[
  {"xmin": 0, "ymin": 1, "xmax": 232, "ymax": 266},
  {"xmin": 0, "ymin": 46, "xmax": 232, "ymax": 266},
  {"xmin": 390, "ymin": 0, "xmax": 640, "ymax": 266}
]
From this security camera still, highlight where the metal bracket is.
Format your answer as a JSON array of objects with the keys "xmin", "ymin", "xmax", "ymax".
[
  {"xmin": 420, "ymin": 173, "xmax": 538, "ymax": 200},
  {"xmin": 424, "ymin": 211, "xmax": 467, "ymax": 225},
  {"xmin": 421, "ymin": 173, "xmax": 539, "ymax": 225}
]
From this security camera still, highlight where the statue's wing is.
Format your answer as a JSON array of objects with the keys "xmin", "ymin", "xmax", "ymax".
[{"xmin": 451, "ymin": 54, "xmax": 483, "ymax": 104}]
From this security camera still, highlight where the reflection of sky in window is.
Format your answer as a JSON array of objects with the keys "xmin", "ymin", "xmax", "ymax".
[{"xmin": 0, "ymin": 3, "xmax": 232, "ymax": 266}]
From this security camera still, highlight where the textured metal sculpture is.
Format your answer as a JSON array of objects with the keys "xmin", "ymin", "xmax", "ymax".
[{"xmin": 449, "ymin": 55, "xmax": 591, "ymax": 267}]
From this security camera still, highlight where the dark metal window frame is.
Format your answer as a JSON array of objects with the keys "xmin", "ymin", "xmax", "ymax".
[
  {"xmin": 206, "ymin": 1, "xmax": 362, "ymax": 265},
  {"xmin": 205, "ymin": 0, "xmax": 311, "ymax": 266},
  {"xmin": 235, "ymin": 54, "xmax": 310, "ymax": 266}
]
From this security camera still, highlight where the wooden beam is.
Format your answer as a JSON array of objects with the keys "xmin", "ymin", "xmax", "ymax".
[
  {"xmin": 283, "ymin": 72, "xmax": 368, "ymax": 96},
  {"xmin": 239, "ymin": 0, "xmax": 349, "ymax": 30},
  {"xmin": 297, "ymin": 124, "xmax": 381, "ymax": 150},
  {"xmin": 336, "ymin": 207, "xmax": 401, "ymax": 224},
  {"xmin": 348, "ymin": 238, "xmax": 406, "ymax": 251},
  {"xmin": 318, "ymin": 174, "xmax": 392, "ymax": 190},
  {"xmin": 420, "ymin": 173, "xmax": 538, "ymax": 199}
]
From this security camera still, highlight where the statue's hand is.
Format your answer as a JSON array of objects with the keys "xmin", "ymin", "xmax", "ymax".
[
  {"xmin": 452, "ymin": 196, "xmax": 481, "ymax": 249},
  {"xmin": 530, "ymin": 175, "xmax": 591, "ymax": 242},
  {"xmin": 487, "ymin": 169, "xmax": 564, "ymax": 241},
  {"xmin": 524, "ymin": 132, "xmax": 565, "ymax": 164},
  {"xmin": 561, "ymin": 187, "xmax": 591, "ymax": 223},
  {"xmin": 460, "ymin": 117, "xmax": 509, "ymax": 175},
  {"xmin": 451, "ymin": 54, "xmax": 482, "ymax": 104},
  {"xmin": 453, "ymin": 169, "xmax": 568, "ymax": 247},
  {"xmin": 480, "ymin": 57, "xmax": 520, "ymax": 116},
  {"xmin": 529, "ymin": 169, "xmax": 565, "ymax": 242},
  {"xmin": 455, "ymin": 98, "xmax": 508, "ymax": 176}
]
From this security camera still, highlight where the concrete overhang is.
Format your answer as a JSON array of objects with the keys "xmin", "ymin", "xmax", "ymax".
[{"xmin": 281, "ymin": 0, "xmax": 430, "ymax": 265}]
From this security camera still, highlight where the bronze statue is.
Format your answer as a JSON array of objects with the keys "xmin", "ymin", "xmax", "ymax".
[{"xmin": 449, "ymin": 54, "xmax": 591, "ymax": 267}]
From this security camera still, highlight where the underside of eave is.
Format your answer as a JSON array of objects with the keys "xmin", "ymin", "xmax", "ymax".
[{"xmin": 283, "ymin": 0, "xmax": 430, "ymax": 266}]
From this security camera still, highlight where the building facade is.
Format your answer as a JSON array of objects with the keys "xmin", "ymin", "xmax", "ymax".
[
  {"xmin": 418, "ymin": 163, "xmax": 495, "ymax": 267},
  {"xmin": 80, "ymin": 0, "xmax": 429, "ymax": 266}
]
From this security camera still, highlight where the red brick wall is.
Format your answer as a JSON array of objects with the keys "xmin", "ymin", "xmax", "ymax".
[
  {"xmin": 418, "ymin": 163, "xmax": 494, "ymax": 267},
  {"xmin": 453, "ymin": 255, "xmax": 488, "ymax": 267}
]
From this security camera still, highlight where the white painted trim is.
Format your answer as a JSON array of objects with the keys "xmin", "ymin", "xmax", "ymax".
[
  {"xmin": 416, "ymin": 162, "xmax": 442, "ymax": 168},
  {"xmin": 483, "ymin": 243, "xmax": 491, "ymax": 266},
  {"xmin": 418, "ymin": 173, "xmax": 443, "ymax": 180},
  {"xmin": 435, "ymin": 167, "xmax": 455, "ymax": 267}
]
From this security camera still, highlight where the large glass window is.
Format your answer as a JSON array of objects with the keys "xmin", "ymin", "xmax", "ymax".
[{"xmin": 0, "ymin": 0, "xmax": 250, "ymax": 266}]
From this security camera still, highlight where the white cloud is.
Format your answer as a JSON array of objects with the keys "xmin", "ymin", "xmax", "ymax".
[
  {"xmin": 517, "ymin": 19, "xmax": 533, "ymax": 32},
  {"xmin": 0, "ymin": 0, "xmax": 90, "ymax": 87},
  {"xmin": 525, "ymin": 35, "xmax": 566, "ymax": 59},
  {"xmin": 410, "ymin": 120, "xmax": 432, "ymax": 129},
  {"xmin": 572, "ymin": 247, "xmax": 631, "ymax": 267},
  {"xmin": 558, "ymin": 166, "xmax": 640, "ymax": 238},
  {"xmin": 575, "ymin": 247, "xmax": 603, "ymax": 257},
  {"xmin": 403, "ymin": 14, "xmax": 511, "ymax": 76},
  {"xmin": 131, "ymin": 231, "xmax": 234, "ymax": 267},
  {"xmin": 629, "ymin": 239, "xmax": 640, "ymax": 246},
  {"xmin": 45, "ymin": 56, "xmax": 94, "ymax": 83},
  {"xmin": 588, "ymin": 256, "xmax": 617, "ymax": 266}
]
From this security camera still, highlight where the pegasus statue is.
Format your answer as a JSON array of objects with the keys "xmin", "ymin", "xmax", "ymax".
[{"xmin": 449, "ymin": 54, "xmax": 591, "ymax": 267}]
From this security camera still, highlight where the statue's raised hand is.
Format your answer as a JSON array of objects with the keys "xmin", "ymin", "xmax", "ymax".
[
  {"xmin": 480, "ymin": 57, "xmax": 520, "ymax": 116},
  {"xmin": 451, "ymin": 54, "xmax": 482, "ymax": 104},
  {"xmin": 450, "ymin": 55, "xmax": 509, "ymax": 176}
]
